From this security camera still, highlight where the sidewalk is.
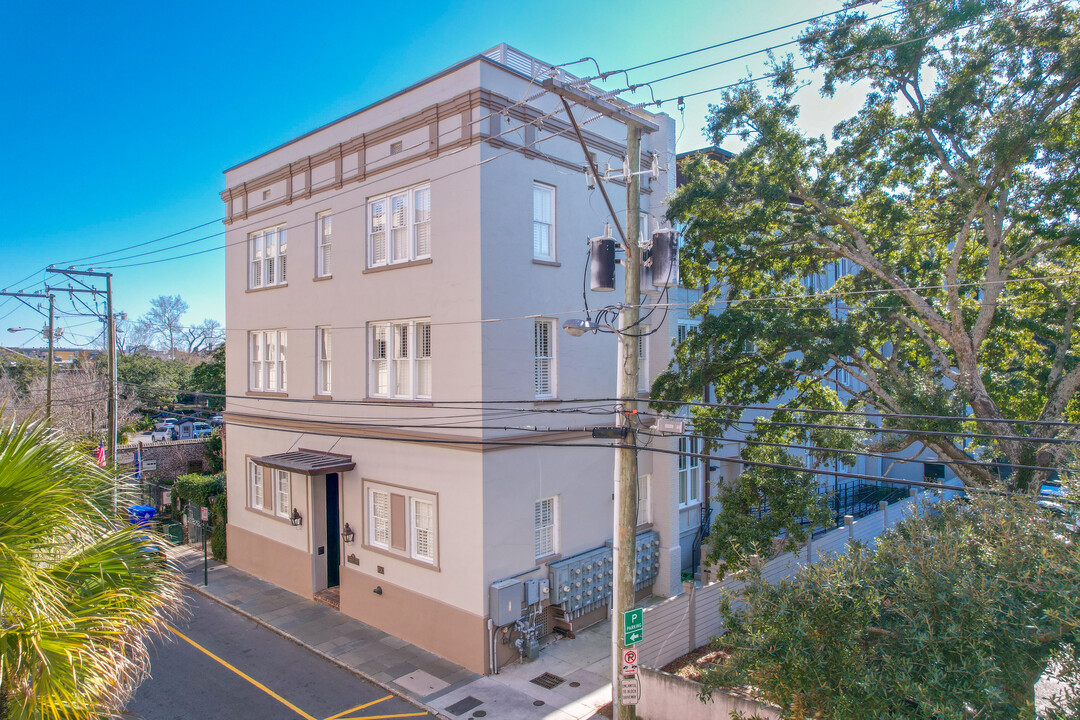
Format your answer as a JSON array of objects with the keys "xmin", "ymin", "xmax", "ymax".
[{"xmin": 170, "ymin": 546, "xmax": 612, "ymax": 720}]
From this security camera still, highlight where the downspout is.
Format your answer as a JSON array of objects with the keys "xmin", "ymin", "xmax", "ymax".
[{"xmin": 488, "ymin": 618, "xmax": 499, "ymax": 675}]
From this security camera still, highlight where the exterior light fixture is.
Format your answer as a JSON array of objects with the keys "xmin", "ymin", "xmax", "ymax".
[
  {"xmin": 562, "ymin": 318, "xmax": 599, "ymax": 337},
  {"xmin": 373, "ymin": 586, "xmax": 383, "ymax": 595},
  {"xmin": 341, "ymin": 522, "xmax": 355, "ymax": 543},
  {"xmin": 290, "ymin": 508, "xmax": 303, "ymax": 527}
]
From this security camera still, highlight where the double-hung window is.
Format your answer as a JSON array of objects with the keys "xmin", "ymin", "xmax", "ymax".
[
  {"xmin": 534, "ymin": 319, "xmax": 555, "ymax": 399},
  {"xmin": 368, "ymin": 184, "xmax": 431, "ymax": 268},
  {"xmin": 249, "ymin": 225, "xmax": 287, "ymax": 289},
  {"xmin": 534, "ymin": 496, "xmax": 558, "ymax": 559},
  {"xmin": 369, "ymin": 318, "xmax": 431, "ymax": 400},
  {"xmin": 274, "ymin": 469, "xmax": 291, "ymax": 519},
  {"xmin": 533, "ymin": 183, "xmax": 555, "ymax": 261},
  {"xmin": 316, "ymin": 212, "xmax": 332, "ymax": 277},
  {"xmin": 316, "ymin": 327, "xmax": 332, "ymax": 395},
  {"xmin": 249, "ymin": 330, "xmax": 287, "ymax": 392},
  {"xmin": 678, "ymin": 436, "xmax": 702, "ymax": 506},
  {"xmin": 365, "ymin": 482, "xmax": 438, "ymax": 565},
  {"xmin": 248, "ymin": 462, "xmax": 264, "ymax": 509}
]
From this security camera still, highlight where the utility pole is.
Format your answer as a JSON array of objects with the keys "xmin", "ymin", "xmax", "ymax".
[
  {"xmin": 545, "ymin": 78, "xmax": 658, "ymax": 720},
  {"xmin": 1, "ymin": 290, "xmax": 55, "ymax": 423},
  {"xmin": 46, "ymin": 294, "xmax": 54, "ymax": 424},
  {"xmin": 46, "ymin": 268, "xmax": 118, "ymax": 510},
  {"xmin": 612, "ymin": 125, "xmax": 642, "ymax": 720}
]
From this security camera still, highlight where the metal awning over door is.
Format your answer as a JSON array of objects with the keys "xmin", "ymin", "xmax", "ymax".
[{"xmin": 250, "ymin": 451, "xmax": 355, "ymax": 476}]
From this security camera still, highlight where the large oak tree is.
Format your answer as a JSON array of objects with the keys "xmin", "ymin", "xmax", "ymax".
[{"xmin": 656, "ymin": 0, "xmax": 1080, "ymax": 554}]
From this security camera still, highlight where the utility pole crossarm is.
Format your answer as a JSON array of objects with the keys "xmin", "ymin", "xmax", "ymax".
[{"xmin": 542, "ymin": 79, "xmax": 660, "ymax": 133}]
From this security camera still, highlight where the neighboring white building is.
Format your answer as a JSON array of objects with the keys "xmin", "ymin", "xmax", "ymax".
[{"xmin": 221, "ymin": 45, "xmax": 694, "ymax": 674}]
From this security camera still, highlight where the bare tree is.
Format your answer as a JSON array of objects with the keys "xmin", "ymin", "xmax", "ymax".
[
  {"xmin": 139, "ymin": 295, "xmax": 189, "ymax": 357},
  {"xmin": 0, "ymin": 365, "xmax": 137, "ymax": 440},
  {"xmin": 182, "ymin": 318, "xmax": 224, "ymax": 355}
]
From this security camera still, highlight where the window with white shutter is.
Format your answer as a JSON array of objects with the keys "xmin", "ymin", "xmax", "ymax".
[
  {"xmin": 370, "ymin": 489, "xmax": 390, "ymax": 548},
  {"xmin": 368, "ymin": 318, "xmax": 431, "ymax": 400},
  {"xmin": 678, "ymin": 436, "xmax": 702, "ymax": 507},
  {"xmin": 534, "ymin": 319, "xmax": 555, "ymax": 398},
  {"xmin": 365, "ymin": 481, "xmax": 438, "ymax": 566},
  {"xmin": 248, "ymin": 225, "xmax": 288, "ymax": 289},
  {"xmin": 411, "ymin": 499, "xmax": 435, "ymax": 563},
  {"xmin": 533, "ymin": 183, "xmax": 555, "ymax": 260},
  {"xmin": 316, "ymin": 212, "xmax": 332, "ymax": 277},
  {"xmin": 534, "ymin": 496, "xmax": 558, "ymax": 559},
  {"xmin": 367, "ymin": 183, "xmax": 430, "ymax": 268}
]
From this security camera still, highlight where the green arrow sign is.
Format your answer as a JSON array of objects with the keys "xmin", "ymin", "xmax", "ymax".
[{"xmin": 623, "ymin": 607, "xmax": 644, "ymax": 645}]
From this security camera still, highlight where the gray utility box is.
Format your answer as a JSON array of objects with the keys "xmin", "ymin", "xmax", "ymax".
[
  {"xmin": 490, "ymin": 579, "xmax": 524, "ymax": 626},
  {"xmin": 524, "ymin": 578, "xmax": 550, "ymax": 605}
]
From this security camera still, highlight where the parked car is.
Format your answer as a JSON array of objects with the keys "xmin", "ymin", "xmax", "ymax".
[
  {"xmin": 209, "ymin": 415, "xmax": 224, "ymax": 426},
  {"xmin": 192, "ymin": 422, "xmax": 213, "ymax": 438}
]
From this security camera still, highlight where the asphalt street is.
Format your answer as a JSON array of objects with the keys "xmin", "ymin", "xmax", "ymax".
[{"xmin": 127, "ymin": 592, "xmax": 431, "ymax": 720}]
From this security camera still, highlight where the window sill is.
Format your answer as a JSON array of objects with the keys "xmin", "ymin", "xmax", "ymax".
[
  {"xmin": 536, "ymin": 552, "xmax": 563, "ymax": 565},
  {"xmin": 635, "ymin": 522, "xmax": 654, "ymax": 532},
  {"xmin": 245, "ymin": 283, "xmax": 289, "ymax": 293},
  {"xmin": 246, "ymin": 506, "xmax": 295, "ymax": 525},
  {"xmin": 360, "ymin": 542, "xmax": 440, "ymax": 571},
  {"xmin": 313, "ymin": 275, "xmax": 333, "ymax": 282},
  {"xmin": 313, "ymin": 394, "xmax": 333, "ymax": 400},
  {"xmin": 532, "ymin": 258, "xmax": 560, "ymax": 267},
  {"xmin": 246, "ymin": 390, "xmax": 289, "ymax": 398},
  {"xmin": 532, "ymin": 398, "xmax": 561, "ymax": 405},
  {"xmin": 678, "ymin": 501, "xmax": 703, "ymax": 511},
  {"xmin": 363, "ymin": 397, "xmax": 434, "ymax": 407},
  {"xmin": 363, "ymin": 258, "xmax": 433, "ymax": 274}
]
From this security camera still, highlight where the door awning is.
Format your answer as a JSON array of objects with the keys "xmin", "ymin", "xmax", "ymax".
[{"xmin": 251, "ymin": 451, "xmax": 355, "ymax": 476}]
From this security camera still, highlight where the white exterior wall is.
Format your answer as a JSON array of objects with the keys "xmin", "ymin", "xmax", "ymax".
[{"xmin": 222, "ymin": 48, "xmax": 679, "ymax": 672}]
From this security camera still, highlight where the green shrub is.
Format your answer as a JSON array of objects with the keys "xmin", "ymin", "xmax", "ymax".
[{"xmin": 172, "ymin": 472, "xmax": 227, "ymax": 561}]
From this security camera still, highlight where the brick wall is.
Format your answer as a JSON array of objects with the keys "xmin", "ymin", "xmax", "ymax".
[{"xmin": 117, "ymin": 439, "xmax": 210, "ymax": 482}]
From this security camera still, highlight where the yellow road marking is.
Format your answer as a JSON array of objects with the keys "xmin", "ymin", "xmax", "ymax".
[
  {"xmin": 338, "ymin": 714, "xmax": 428, "ymax": 720},
  {"xmin": 324, "ymin": 695, "xmax": 392, "ymax": 720},
  {"xmin": 168, "ymin": 625, "xmax": 318, "ymax": 720}
]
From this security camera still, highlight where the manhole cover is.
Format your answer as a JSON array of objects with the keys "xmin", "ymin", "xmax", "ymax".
[
  {"xmin": 446, "ymin": 696, "xmax": 483, "ymax": 716},
  {"xmin": 533, "ymin": 700, "xmax": 545, "ymax": 706},
  {"xmin": 569, "ymin": 681, "xmax": 581, "ymax": 688},
  {"xmin": 472, "ymin": 713, "xmax": 486, "ymax": 718},
  {"xmin": 530, "ymin": 672, "xmax": 566, "ymax": 689}
]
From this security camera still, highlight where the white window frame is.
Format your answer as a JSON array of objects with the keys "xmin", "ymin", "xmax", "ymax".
[
  {"xmin": 274, "ymin": 469, "xmax": 291, "ymax": 519},
  {"xmin": 248, "ymin": 461, "xmax": 263, "ymax": 509},
  {"xmin": 411, "ymin": 498, "xmax": 435, "ymax": 563},
  {"xmin": 248, "ymin": 330, "xmax": 287, "ymax": 392},
  {"xmin": 364, "ymin": 482, "xmax": 438, "ymax": 566},
  {"xmin": 368, "ymin": 318, "xmax": 431, "ymax": 400},
  {"xmin": 534, "ymin": 496, "xmax": 559, "ymax": 560},
  {"xmin": 679, "ymin": 436, "xmax": 702, "ymax": 507},
  {"xmin": 533, "ymin": 182, "xmax": 556, "ymax": 261},
  {"xmin": 316, "ymin": 211, "xmax": 332, "ymax": 278},
  {"xmin": 367, "ymin": 183, "xmax": 431, "ymax": 268},
  {"xmin": 316, "ymin": 326, "xmax": 332, "ymax": 396},
  {"xmin": 534, "ymin": 319, "xmax": 556, "ymax": 399},
  {"xmin": 248, "ymin": 225, "xmax": 288, "ymax": 289},
  {"xmin": 369, "ymin": 488, "xmax": 390, "ymax": 549}
]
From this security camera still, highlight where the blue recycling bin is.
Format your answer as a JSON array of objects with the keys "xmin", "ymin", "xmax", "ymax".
[{"xmin": 127, "ymin": 504, "xmax": 157, "ymax": 526}]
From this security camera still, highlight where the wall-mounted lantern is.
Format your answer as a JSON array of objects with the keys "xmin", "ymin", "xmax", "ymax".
[
  {"xmin": 290, "ymin": 508, "xmax": 303, "ymax": 527},
  {"xmin": 341, "ymin": 522, "xmax": 355, "ymax": 543}
]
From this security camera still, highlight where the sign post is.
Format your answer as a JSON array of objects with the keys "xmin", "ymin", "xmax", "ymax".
[{"xmin": 623, "ymin": 608, "xmax": 644, "ymax": 646}]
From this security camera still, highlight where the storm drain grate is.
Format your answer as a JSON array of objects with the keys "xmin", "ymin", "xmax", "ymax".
[{"xmin": 530, "ymin": 672, "xmax": 566, "ymax": 690}]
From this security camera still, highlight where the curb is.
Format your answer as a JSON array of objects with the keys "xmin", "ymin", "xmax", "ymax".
[{"xmin": 179, "ymin": 576, "xmax": 453, "ymax": 720}]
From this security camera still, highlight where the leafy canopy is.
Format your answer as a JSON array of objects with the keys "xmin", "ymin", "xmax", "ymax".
[{"xmin": 655, "ymin": 0, "xmax": 1080, "ymax": 566}]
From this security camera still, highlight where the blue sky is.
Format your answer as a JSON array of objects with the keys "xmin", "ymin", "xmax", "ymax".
[{"xmin": 0, "ymin": 0, "xmax": 862, "ymax": 350}]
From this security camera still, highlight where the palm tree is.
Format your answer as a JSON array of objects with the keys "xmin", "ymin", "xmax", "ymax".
[{"xmin": 0, "ymin": 417, "xmax": 185, "ymax": 719}]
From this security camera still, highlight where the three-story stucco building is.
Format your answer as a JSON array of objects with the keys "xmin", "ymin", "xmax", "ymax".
[{"xmin": 221, "ymin": 45, "xmax": 704, "ymax": 674}]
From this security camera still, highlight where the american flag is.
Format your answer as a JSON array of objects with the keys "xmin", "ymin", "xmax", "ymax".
[{"xmin": 95, "ymin": 439, "xmax": 106, "ymax": 467}]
